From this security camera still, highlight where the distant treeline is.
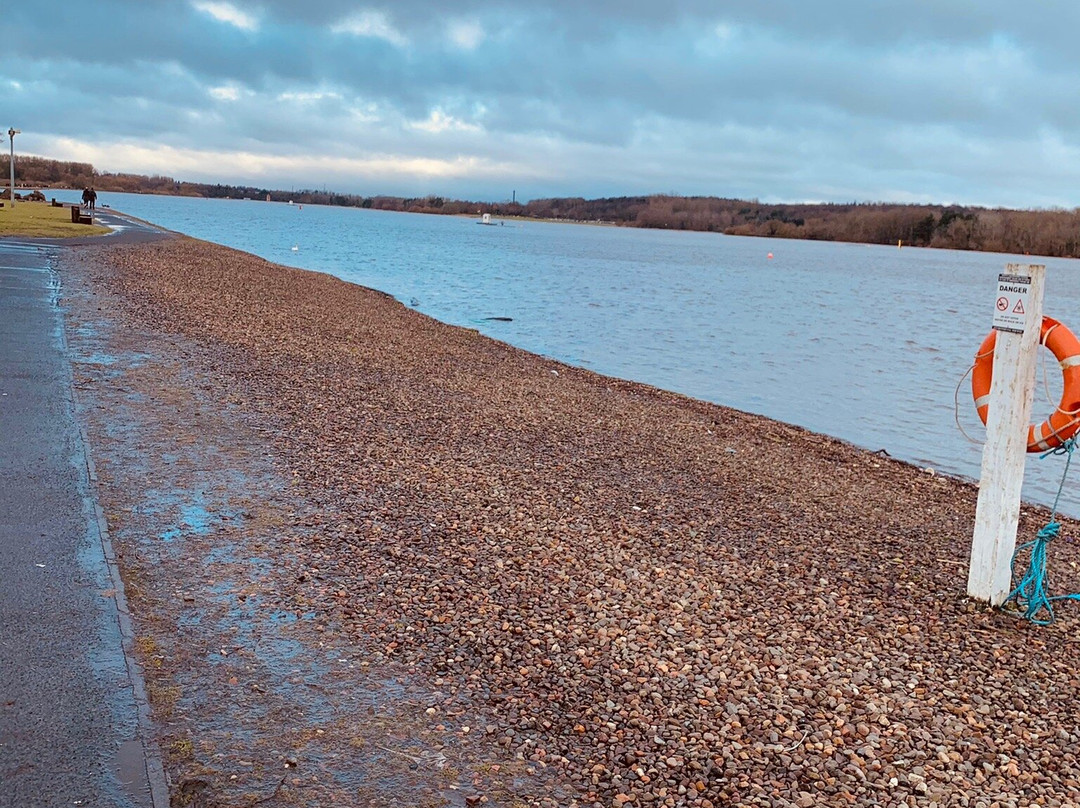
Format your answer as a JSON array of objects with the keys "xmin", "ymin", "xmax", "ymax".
[
  {"xmin": 516, "ymin": 196, "xmax": 1080, "ymax": 257},
  {"xmin": 6, "ymin": 154, "xmax": 1080, "ymax": 257}
]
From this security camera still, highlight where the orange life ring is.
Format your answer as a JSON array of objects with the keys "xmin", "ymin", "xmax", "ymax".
[{"xmin": 972, "ymin": 316, "xmax": 1080, "ymax": 452}]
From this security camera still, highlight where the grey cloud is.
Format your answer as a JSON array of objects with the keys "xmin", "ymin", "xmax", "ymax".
[
  {"xmin": 7, "ymin": 2, "xmax": 1072, "ymax": 142},
  {"xmin": 6, "ymin": 1, "xmax": 1080, "ymax": 206}
]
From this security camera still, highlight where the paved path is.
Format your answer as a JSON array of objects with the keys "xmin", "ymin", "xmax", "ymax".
[{"xmin": 0, "ymin": 217, "xmax": 167, "ymax": 807}]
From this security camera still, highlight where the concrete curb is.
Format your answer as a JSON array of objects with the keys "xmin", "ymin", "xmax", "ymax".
[{"xmin": 50, "ymin": 248, "xmax": 171, "ymax": 808}]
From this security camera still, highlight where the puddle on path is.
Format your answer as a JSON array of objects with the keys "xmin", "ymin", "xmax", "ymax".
[{"xmin": 113, "ymin": 739, "xmax": 154, "ymax": 807}]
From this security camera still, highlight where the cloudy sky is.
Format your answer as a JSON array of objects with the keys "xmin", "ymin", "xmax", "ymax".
[{"xmin": 4, "ymin": 1, "xmax": 1080, "ymax": 207}]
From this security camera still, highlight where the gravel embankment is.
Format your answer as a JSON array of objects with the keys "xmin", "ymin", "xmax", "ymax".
[{"xmin": 94, "ymin": 236, "xmax": 1080, "ymax": 807}]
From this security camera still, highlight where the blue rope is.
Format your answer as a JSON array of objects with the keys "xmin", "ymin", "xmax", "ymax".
[{"xmin": 1006, "ymin": 437, "xmax": 1080, "ymax": 624}]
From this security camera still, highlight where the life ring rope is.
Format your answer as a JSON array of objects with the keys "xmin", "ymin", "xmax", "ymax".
[
  {"xmin": 954, "ymin": 363, "xmax": 984, "ymax": 446},
  {"xmin": 1041, "ymin": 340, "xmax": 1080, "ymax": 417}
]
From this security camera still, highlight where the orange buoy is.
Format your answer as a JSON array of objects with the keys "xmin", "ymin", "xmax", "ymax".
[
  {"xmin": 972, "ymin": 316, "xmax": 1080, "ymax": 452},
  {"xmin": 767, "ymin": 252, "xmax": 773, "ymax": 259}
]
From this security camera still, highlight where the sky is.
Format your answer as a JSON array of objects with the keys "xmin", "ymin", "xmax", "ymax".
[{"xmin": 4, "ymin": 1, "xmax": 1080, "ymax": 207}]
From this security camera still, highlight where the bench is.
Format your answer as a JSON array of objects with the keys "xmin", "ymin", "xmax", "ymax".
[{"xmin": 70, "ymin": 205, "xmax": 93, "ymax": 225}]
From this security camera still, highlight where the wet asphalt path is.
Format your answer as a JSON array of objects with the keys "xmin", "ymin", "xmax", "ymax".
[{"xmin": 0, "ymin": 214, "xmax": 167, "ymax": 807}]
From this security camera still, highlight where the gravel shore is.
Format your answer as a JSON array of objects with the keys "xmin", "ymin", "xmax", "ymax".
[{"xmin": 76, "ymin": 236, "xmax": 1080, "ymax": 807}]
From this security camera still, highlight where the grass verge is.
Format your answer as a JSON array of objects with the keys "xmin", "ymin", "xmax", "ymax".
[{"xmin": 0, "ymin": 199, "xmax": 110, "ymax": 237}]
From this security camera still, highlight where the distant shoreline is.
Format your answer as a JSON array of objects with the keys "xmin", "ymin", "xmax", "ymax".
[{"xmin": 14, "ymin": 152, "xmax": 1080, "ymax": 257}]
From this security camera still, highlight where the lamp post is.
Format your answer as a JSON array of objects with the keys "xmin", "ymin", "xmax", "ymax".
[{"xmin": 7, "ymin": 128, "xmax": 20, "ymax": 208}]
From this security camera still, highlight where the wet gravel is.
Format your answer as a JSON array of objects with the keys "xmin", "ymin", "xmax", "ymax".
[{"xmin": 83, "ymin": 236, "xmax": 1080, "ymax": 807}]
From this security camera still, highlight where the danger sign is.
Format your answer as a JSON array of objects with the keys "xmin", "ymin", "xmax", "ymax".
[{"xmin": 992, "ymin": 273, "xmax": 1032, "ymax": 334}]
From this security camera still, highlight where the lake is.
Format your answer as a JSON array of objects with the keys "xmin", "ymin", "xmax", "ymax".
[{"xmin": 53, "ymin": 189, "xmax": 1080, "ymax": 516}]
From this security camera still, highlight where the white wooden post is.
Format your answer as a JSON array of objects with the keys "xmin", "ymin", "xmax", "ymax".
[{"xmin": 969, "ymin": 263, "xmax": 1045, "ymax": 605}]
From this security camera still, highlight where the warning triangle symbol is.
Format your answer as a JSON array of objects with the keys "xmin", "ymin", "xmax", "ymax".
[{"xmin": 1013, "ymin": 299, "xmax": 1026, "ymax": 314}]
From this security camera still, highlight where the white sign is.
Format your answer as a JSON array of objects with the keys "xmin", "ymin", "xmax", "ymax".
[{"xmin": 992, "ymin": 271, "xmax": 1032, "ymax": 334}]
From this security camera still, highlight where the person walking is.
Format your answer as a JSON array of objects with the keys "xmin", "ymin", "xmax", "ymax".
[{"xmin": 88, "ymin": 187, "xmax": 97, "ymax": 210}]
